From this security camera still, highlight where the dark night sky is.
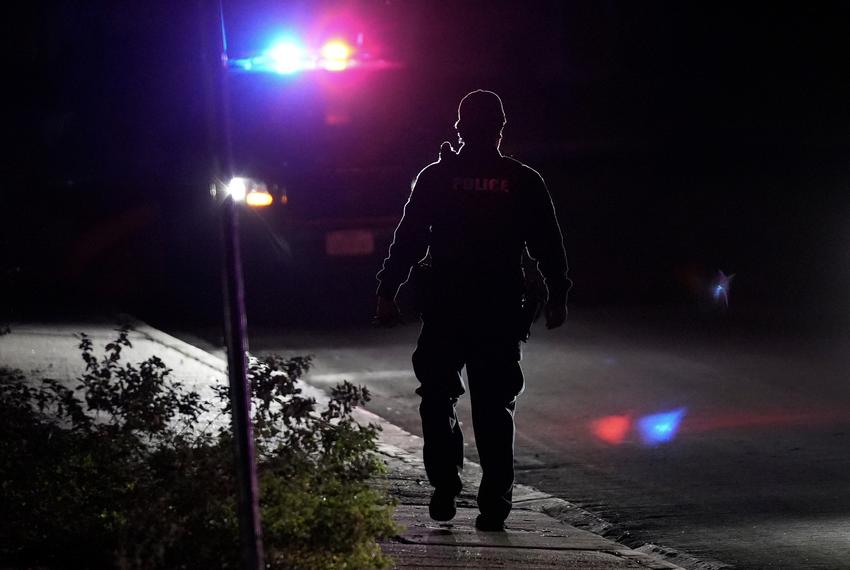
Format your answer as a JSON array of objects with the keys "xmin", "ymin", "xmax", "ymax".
[
  {"xmin": 11, "ymin": 2, "xmax": 849, "ymax": 180},
  {"xmin": 5, "ymin": 1, "xmax": 850, "ymax": 325}
]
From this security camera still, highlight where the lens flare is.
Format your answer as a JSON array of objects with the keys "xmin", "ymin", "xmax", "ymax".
[{"xmin": 710, "ymin": 270, "xmax": 735, "ymax": 308}]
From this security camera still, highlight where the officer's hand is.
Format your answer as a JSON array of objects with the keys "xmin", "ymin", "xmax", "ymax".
[
  {"xmin": 544, "ymin": 301, "xmax": 567, "ymax": 329},
  {"xmin": 372, "ymin": 296, "xmax": 402, "ymax": 327}
]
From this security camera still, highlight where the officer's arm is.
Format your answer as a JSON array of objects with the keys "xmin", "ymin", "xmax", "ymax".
[
  {"xmin": 375, "ymin": 169, "xmax": 434, "ymax": 301},
  {"xmin": 524, "ymin": 171, "xmax": 571, "ymax": 312}
]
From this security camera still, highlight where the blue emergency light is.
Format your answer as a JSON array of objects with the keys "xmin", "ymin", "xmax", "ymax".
[{"xmin": 228, "ymin": 36, "xmax": 356, "ymax": 74}]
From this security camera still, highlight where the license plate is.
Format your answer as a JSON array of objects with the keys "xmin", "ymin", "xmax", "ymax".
[{"xmin": 325, "ymin": 229, "xmax": 375, "ymax": 256}]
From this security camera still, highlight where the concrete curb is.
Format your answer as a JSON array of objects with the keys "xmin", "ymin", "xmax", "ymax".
[
  {"xmin": 121, "ymin": 316, "xmax": 331, "ymax": 407},
  {"xmin": 119, "ymin": 315, "xmax": 228, "ymax": 374}
]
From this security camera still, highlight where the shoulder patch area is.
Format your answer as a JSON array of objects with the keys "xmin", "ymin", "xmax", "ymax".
[{"xmin": 439, "ymin": 141, "xmax": 458, "ymax": 162}]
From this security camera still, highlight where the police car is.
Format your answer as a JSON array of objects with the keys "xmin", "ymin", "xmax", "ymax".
[{"xmin": 209, "ymin": 1, "xmax": 454, "ymax": 320}]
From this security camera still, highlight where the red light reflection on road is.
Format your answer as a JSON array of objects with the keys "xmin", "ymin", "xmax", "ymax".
[
  {"xmin": 591, "ymin": 415, "xmax": 632, "ymax": 445},
  {"xmin": 687, "ymin": 409, "xmax": 850, "ymax": 433}
]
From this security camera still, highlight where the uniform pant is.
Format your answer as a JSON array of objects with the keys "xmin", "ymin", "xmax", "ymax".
[{"xmin": 412, "ymin": 311, "xmax": 524, "ymax": 521}]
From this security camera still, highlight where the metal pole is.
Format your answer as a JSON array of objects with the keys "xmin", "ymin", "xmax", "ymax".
[
  {"xmin": 221, "ymin": 194, "xmax": 265, "ymax": 570},
  {"xmin": 202, "ymin": 0, "xmax": 265, "ymax": 566}
]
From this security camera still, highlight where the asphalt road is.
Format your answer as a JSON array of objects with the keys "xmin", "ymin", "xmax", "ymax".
[{"xmin": 189, "ymin": 307, "xmax": 850, "ymax": 569}]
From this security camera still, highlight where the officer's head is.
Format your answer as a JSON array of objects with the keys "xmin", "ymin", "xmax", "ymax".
[{"xmin": 454, "ymin": 89, "xmax": 506, "ymax": 148}]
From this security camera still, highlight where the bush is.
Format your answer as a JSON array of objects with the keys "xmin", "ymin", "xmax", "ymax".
[{"xmin": 0, "ymin": 328, "xmax": 396, "ymax": 569}]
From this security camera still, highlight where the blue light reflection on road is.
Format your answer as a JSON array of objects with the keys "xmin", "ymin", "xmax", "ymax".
[{"xmin": 637, "ymin": 408, "xmax": 687, "ymax": 445}]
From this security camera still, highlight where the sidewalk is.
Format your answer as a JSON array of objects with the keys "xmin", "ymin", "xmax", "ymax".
[
  {"xmin": 355, "ymin": 407, "xmax": 681, "ymax": 569},
  {"xmin": 0, "ymin": 320, "xmax": 681, "ymax": 569}
]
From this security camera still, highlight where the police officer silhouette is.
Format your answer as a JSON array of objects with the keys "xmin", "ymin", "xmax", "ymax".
[{"xmin": 375, "ymin": 89, "xmax": 569, "ymax": 531}]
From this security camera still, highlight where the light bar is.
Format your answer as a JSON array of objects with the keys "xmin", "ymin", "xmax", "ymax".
[
  {"xmin": 227, "ymin": 35, "xmax": 400, "ymax": 75},
  {"xmin": 267, "ymin": 41, "xmax": 306, "ymax": 74},
  {"xmin": 319, "ymin": 39, "xmax": 352, "ymax": 71}
]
